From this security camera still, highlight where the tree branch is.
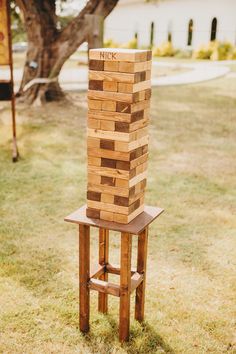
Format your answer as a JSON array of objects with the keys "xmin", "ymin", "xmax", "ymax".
[{"xmin": 57, "ymin": 0, "xmax": 118, "ymax": 47}]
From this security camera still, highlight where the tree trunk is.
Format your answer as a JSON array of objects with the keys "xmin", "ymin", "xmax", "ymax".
[{"xmin": 15, "ymin": 0, "xmax": 119, "ymax": 105}]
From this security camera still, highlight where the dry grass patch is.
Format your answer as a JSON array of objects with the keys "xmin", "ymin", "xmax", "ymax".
[{"xmin": 0, "ymin": 75, "xmax": 235, "ymax": 353}]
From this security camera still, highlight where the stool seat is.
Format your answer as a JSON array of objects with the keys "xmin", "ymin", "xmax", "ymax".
[
  {"xmin": 64, "ymin": 204, "xmax": 163, "ymax": 342},
  {"xmin": 65, "ymin": 204, "xmax": 164, "ymax": 235}
]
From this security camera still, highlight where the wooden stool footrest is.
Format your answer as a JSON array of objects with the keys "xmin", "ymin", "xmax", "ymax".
[
  {"xmin": 89, "ymin": 278, "xmax": 120, "ymax": 297},
  {"xmin": 131, "ymin": 272, "xmax": 143, "ymax": 292},
  {"xmin": 106, "ymin": 263, "xmax": 136, "ymax": 275},
  {"xmin": 90, "ymin": 265, "xmax": 105, "ymax": 279}
]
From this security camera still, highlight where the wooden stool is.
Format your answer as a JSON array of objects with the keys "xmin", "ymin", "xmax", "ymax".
[{"xmin": 65, "ymin": 204, "xmax": 163, "ymax": 342}]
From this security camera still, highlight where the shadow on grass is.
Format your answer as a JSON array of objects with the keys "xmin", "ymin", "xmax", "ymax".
[{"xmin": 83, "ymin": 314, "xmax": 175, "ymax": 354}]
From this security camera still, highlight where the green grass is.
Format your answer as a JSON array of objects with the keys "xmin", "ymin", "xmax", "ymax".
[{"xmin": 0, "ymin": 75, "xmax": 236, "ymax": 353}]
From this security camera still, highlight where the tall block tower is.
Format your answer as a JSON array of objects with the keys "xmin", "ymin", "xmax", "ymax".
[{"xmin": 86, "ymin": 48, "xmax": 152, "ymax": 224}]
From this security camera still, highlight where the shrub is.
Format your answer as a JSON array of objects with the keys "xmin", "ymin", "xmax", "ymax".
[
  {"xmin": 193, "ymin": 41, "xmax": 236, "ymax": 60},
  {"xmin": 174, "ymin": 49, "xmax": 192, "ymax": 59},
  {"xmin": 152, "ymin": 41, "xmax": 175, "ymax": 57},
  {"xmin": 120, "ymin": 37, "xmax": 138, "ymax": 49},
  {"xmin": 192, "ymin": 41, "xmax": 216, "ymax": 59},
  {"xmin": 104, "ymin": 38, "xmax": 119, "ymax": 48}
]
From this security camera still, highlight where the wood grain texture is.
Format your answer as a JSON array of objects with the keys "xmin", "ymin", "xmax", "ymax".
[
  {"xmin": 119, "ymin": 232, "xmax": 132, "ymax": 342},
  {"xmin": 89, "ymin": 60, "xmax": 104, "ymax": 71},
  {"xmin": 98, "ymin": 228, "xmax": 109, "ymax": 313},
  {"xmin": 104, "ymin": 60, "xmax": 119, "ymax": 72},
  {"xmin": 89, "ymin": 278, "xmax": 120, "ymax": 297},
  {"xmin": 89, "ymin": 70, "xmax": 136, "ymax": 84},
  {"xmin": 79, "ymin": 224, "xmax": 90, "ymax": 333},
  {"xmin": 135, "ymin": 227, "xmax": 148, "ymax": 321},
  {"xmin": 65, "ymin": 205, "xmax": 164, "ymax": 234},
  {"xmin": 89, "ymin": 48, "xmax": 152, "ymax": 62}
]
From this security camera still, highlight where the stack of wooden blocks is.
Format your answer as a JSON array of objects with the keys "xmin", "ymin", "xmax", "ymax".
[{"xmin": 86, "ymin": 48, "xmax": 152, "ymax": 224}]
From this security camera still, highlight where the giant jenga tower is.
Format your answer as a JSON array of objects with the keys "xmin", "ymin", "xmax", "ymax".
[{"xmin": 86, "ymin": 48, "xmax": 152, "ymax": 224}]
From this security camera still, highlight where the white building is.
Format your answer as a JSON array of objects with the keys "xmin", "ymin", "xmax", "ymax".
[{"xmin": 105, "ymin": 0, "xmax": 236, "ymax": 49}]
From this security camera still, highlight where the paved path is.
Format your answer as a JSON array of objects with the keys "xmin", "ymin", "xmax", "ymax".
[
  {"xmin": 152, "ymin": 61, "xmax": 231, "ymax": 86},
  {"xmin": 0, "ymin": 59, "xmax": 233, "ymax": 92}
]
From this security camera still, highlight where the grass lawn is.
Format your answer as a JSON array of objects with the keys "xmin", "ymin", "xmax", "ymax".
[{"xmin": 0, "ymin": 74, "xmax": 235, "ymax": 353}]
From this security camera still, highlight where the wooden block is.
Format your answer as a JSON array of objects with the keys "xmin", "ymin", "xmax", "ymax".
[
  {"xmin": 88, "ymin": 128, "xmax": 136, "ymax": 143},
  {"xmin": 87, "ymin": 183, "xmax": 130, "ymax": 197},
  {"xmin": 129, "ymin": 198, "xmax": 141, "ymax": 214},
  {"xmin": 89, "ymin": 60, "xmax": 104, "ymax": 71},
  {"xmin": 88, "ymin": 99, "xmax": 102, "ymax": 110},
  {"xmin": 134, "ymin": 61, "xmax": 152, "ymax": 72},
  {"xmin": 89, "ymin": 80, "xmax": 103, "ymax": 91},
  {"xmin": 130, "ymin": 153, "xmax": 148, "ymax": 169},
  {"xmin": 137, "ymin": 91, "xmax": 146, "ymax": 102},
  {"xmin": 114, "ymin": 195, "xmax": 129, "ymax": 207},
  {"xmin": 88, "ymin": 156, "xmax": 101, "ymax": 167},
  {"xmin": 87, "ymin": 173, "xmax": 101, "ymax": 185},
  {"xmin": 100, "ymin": 210, "xmax": 114, "ymax": 222},
  {"xmin": 115, "ymin": 122, "xmax": 129, "ymax": 133},
  {"xmin": 133, "ymin": 80, "xmax": 151, "ymax": 93},
  {"xmin": 86, "ymin": 208, "xmax": 100, "ymax": 218},
  {"xmin": 118, "ymin": 62, "xmax": 135, "ymax": 73},
  {"xmin": 107, "ymin": 100, "xmax": 150, "ymax": 114},
  {"xmin": 113, "ymin": 204, "xmax": 144, "ymax": 224},
  {"xmin": 103, "ymin": 81, "xmax": 118, "ymax": 92},
  {"xmin": 117, "ymin": 83, "xmax": 133, "ymax": 94},
  {"xmin": 119, "ymin": 61, "xmax": 152, "ymax": 73},
  {"xmin": 104, "ymin": 61, "xmax": 119, "ymax": 72},
  {"xmin": 88, "ymin": 110, "xmax": 132, "ymax": 123},
  {"xmin": 145, "ymin": 71, "xmax": 151, "ymax": 80},
  {"xmin": 135, "ymin": 71, "xmax": 146, "ymax": 83},
  {"xmin": 89, "ymin": 70, "xmax": 136, "ymax": 84},
  {"xmin": 88, "ymin": 90, "xmax": 133, "ymax": 103},
  {"xmin": 89, "ymin": 48, "xmax": 151, "ymax": 62},
  {"xmin": 101, "ymin": 176, "xmax": 116, "ymax": 186},
  {"xmin": 118, "ymin": 81, "xmax": 151, "ymax": 94},
  {"xmin": 129, "ymin": 171, "xmax": 147, "ymax": 188},
  {"xmin": 100, "ymin": 120, "xmax": 115, "ymax": 131},
  {"xmin": 88, "ymin": 118, "xmax": 101, "ymax": 129},
  {"xmin": 101, "ymin": 158, "xmax": 116, "ymax": 169},
  {"xmin": 115, "ymin": 135, "xmax": 149, "ymax": 153},
  {"xmin": 101, "ymin": 193, "xmax": 114, "ymax": 204},
  {"xmin": 87, "ymin": 190, "xmax": 101, "ymax": 202},
  {"xmin": 88, "ymin": 165, "xmax": 129, "ymax": 180},
  {"xmin": 87, "ymin": 137, "xmax": 100, "ymax": 149},
  {"xmin": 130, "ymin": 100, "xmax": 150, "ymax": 113},
  {"xmin": 116, "ymin": 102, "xmax": 131, "ymax": 113},
  {"xmin": 88, "ymin": 147, "xmax": 130, "ymax": 162},
  {"xmin": 116, "ymin": 161, "xmax": 130, "ymax": 171},
  {"xmin": 100, "ymin": 139, "xmax": 115, "ymax": 150},
  {"xmin": 102, "ymin": 100, "xmax": 116, "ymax": 111},
  {"xmin": 135, "ymin": 161, "xmax": 148, "ymax": 175},
  {"xmin": 130, "ymin": 144, "xmax": 148, "ymax": 160},
  {"xmin": 127, "ymin": 204, "xmax": 145, "ymax": 223},
  {"xmin": 87, "ymin": 200, "xmax": 129, "ymax": 215},
  {"xmin": 116, "ymin": 178, "xmax": 129, "ymax": 188},
  {"xmin": 135, "ymin": 127, "xmax": 149, "ymax": 140},
  {"xmin": 129, "ymin": 117, "xmax": 149, "ymax": 133},
  {"xmin": 147, "ymin": 51, "xmax": 152, "ymax": 60},
  {"xmin": 145, "ymin": 89, "xmax": 152, "ymax": 100},
  {"xmin": 131, "ymin": 110, "xmax": 145, "ymax": 123}
]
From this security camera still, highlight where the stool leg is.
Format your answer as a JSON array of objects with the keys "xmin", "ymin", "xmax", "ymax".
[
  {"xmin": 119, "ymin": 232, "xmax": 132, "ymax": 342},
  {"xmin": 79, "ymin": 224, "xmax": 90, "ymax": 333},
  {"xmin": 98, "ymin": 228, "xmax": 109, "ymax": 313},
  {"xmin": 135, "ymin": 227, "xmax": 148, "ymax": 322}
]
